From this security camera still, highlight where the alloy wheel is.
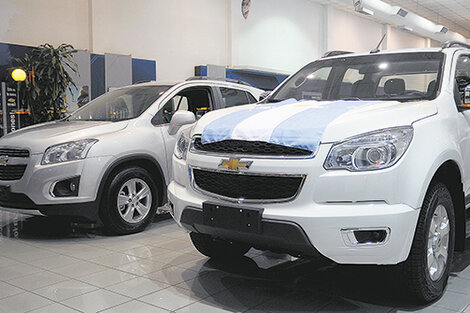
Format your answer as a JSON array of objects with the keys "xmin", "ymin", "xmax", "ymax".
[
  {"xmin": 427, "ymin": 204, "xmax": 450, "ymax": 281},
  {"xmin": 117, "ymin": 178, "xmax": 152, "ymax": 224}
]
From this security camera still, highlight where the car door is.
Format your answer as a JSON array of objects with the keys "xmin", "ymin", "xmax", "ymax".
[
  {"xmin": 453, "ymin": 53, "xmax": 470, "ymax": 198},
  {"xmin": 153, "ymin": 85, "xmax": 217, "ymax": 170}
]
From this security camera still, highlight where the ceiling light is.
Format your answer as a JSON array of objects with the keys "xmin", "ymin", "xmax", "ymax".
[
  {"xmin": 352, "ymin": 0, "xmax": 374, "ymax": 15},
  {"xmin": 439, "ymin": 26, "xmax": 449, "ymax": 34},
  {"xmin": 396, "ymin": 8, "xmax": 408, "ymax": 17},
  {"xmin": 358, "ymin": 7, "xmax": 374, "ymax": 15},
  {"xmin": 399, "ymin": 25, "xmax": 413, "ymax": 32}
]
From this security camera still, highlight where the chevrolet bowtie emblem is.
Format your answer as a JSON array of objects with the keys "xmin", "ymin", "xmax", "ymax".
[
  {"xmin": 0, "ymin": 156, "xmax": 8, "ymax": 166},
  {"xmin": 218, "ymin": 158, "xmax": 253, "ymax": 171}
]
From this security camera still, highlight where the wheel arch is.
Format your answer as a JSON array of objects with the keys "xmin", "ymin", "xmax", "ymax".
[
  {"xmin": 427, "ymin": 160, "xmax": 466, "ymax": 251},
  {"xmin": 97, "ymin": 154, "xmax": 167, "ymax": 209}
]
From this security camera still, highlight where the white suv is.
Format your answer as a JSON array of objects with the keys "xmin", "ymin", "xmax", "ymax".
[
  {"xmin": 0, "ymin": 79, "xmax": 263, "ymax": 234},
  {"xmin": 169, "ymin": 42, "xmax": 470, "ymax": 302}
]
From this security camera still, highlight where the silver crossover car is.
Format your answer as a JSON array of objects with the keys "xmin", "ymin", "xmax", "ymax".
[{"xmin": 0, "ymin": 79, "xmax": 263, "ymax": 234}]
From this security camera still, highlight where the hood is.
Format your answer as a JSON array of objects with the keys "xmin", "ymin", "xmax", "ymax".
[
  {"xmin": 195, "ymin": 99, "xmax": 437, "ymax": 153},
  {"xmin": 0, "ymin": 120, "xmax": 129, "ymax": 154}
]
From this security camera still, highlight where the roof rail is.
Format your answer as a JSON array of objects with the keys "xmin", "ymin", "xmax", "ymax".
[
  {"xmin": 185, "ymin": 76, "xmax": 252, "ymax": 86},
  {"xmin": 442, "ymin": 41, "xmax": 470, "ymax": 49},
  {"xmin": 322, "ymin": 50, "xmax": 354, "ymax": 58}
]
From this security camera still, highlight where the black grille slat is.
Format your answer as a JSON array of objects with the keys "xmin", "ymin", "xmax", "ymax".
[
  {"xmin": 193, "ymin": 169, "xmax": 303, "ymax": 200},
  {"xmin": 0, "ymin": 165, "xmax": 27, "ymax": 181},
  {"xmin": 0, "ymin": 149, "xmax": 30, "ymax": 158},
  {"xmin": 193, "ymin": 138, "xmax": 312, "ymax": 156}
]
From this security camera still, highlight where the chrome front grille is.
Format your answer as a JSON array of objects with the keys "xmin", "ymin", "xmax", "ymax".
[{"xmin": 0, "ymin": 148, "xmax": 30, "ymax": 158}]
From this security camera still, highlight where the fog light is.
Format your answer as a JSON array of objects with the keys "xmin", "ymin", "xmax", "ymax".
[
  {"xmin": 51, "ymin": 176, "xmax": 80, "ymax": 197},
  {"xmin": 341, "ymin": 227, "xmax": 390, "ymax": 246}
]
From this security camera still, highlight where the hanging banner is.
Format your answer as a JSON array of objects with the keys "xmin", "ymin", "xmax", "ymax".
[{"xmin": 1, "ymin": 82, "xmax": 19, "ymax": 134}]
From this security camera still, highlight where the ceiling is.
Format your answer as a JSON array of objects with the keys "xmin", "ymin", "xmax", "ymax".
[{"xmin": 380, "ymin": 0, "xmax": 470, "ymax": 38}]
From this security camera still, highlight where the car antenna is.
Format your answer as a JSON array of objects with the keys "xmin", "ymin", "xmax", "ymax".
[{"xmin": 370, "ymin": 33, "xmax": 386, "ymax": 54}]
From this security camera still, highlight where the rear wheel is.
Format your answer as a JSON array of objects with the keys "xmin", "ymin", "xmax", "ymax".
[
  {"xmin": 190, "ymin": 232, "xmax": 251, "ymax": 259},
  {"xmin": 100, "ymin": 166, "xmax": 158, "ymax": 234},
  {"xmin": 402, "ymin": 182, "xmax": 455, "ymax": 303}
]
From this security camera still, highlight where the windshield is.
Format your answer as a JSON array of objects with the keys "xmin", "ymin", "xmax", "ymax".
[
  {"xmin": 269, "ymin": 52, "xmax": 444, "ymax": 102},
  {"xmin": 69, "ymin": 85, "xmax": 171, "ymax": 121}
]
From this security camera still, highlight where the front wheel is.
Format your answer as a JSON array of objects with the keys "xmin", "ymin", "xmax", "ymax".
[
  {"xmin": 100, "ymin": 166, "xmax": 159, "ymax": 234},
  {"xmin": 402, "ymin": 182, "xmax": 455, "ymax": 303}
]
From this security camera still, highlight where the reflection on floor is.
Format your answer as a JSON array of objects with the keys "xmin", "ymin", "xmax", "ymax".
[{"xmin": 1, "ymin": 212, "xmax": 470, "ymax": 313}]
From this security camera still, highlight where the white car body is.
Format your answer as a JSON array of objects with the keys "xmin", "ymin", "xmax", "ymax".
[
  {"xmin": 0, "ymin": 80, "xmax": 263, "ymax": 223},
  {"xmin": 169, "ymin": 47, "xmax": 470, "ymax": 266}
]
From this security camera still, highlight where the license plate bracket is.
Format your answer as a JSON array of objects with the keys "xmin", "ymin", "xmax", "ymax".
[{"xmin": 202, "ymin": 202, "xmax": 263, "ymax": 234}]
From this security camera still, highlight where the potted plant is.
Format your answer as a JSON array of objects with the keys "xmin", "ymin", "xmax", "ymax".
[{"xmin": 14, "ymin": 43, "xmax": 77, "ymax": 124}]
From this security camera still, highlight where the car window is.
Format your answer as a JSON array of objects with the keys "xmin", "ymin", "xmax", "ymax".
[
  {"xmin": 455, "ymin": 55, "xmax": 470, "ymax": 105},
  {"xmin": 246, "ymin": 92, "xmax": 258, "ymax": 103},
  {"xmin": 154, "ymin": 87, "xmax": 213, "ymax": 125},
  {"xmin": 376, "ymin": 73, "xmax": 437, "ymax": 96},
  {"xmin": 220, "ymin": 87, "xmax": 251, "ymax": 108},
  {"xmin": 270, "ymin": 52, "xmax": 443, "ymax": 102},
  {"xmin": 338, "ymin": 68, "xmax": 364, "ymax": 98},
  {"xmin": 70, "ymin": 85, "xmax": 170, "ymax": 122}
]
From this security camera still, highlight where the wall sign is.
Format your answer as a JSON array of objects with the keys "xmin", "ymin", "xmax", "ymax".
[
  {"xmin": 1, "ymin": 82, "xmax": 19, "ymax": 134},
  {"xmin": 242, "ymin": 0, "xmax": 251, "ymax": 19}
]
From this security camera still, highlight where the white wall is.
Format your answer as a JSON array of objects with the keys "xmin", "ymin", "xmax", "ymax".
[
  {"xmin": 387, "ymin": 27, "xmax": 428, "ymax": 50},
  {"xmin": 0, "ymin": 0, "xmax": 89, "ymax": 49},
  {"xmin": 0, "ymin": 0, "xmax": 438, "ymax": 81},
  {"xmin": 91, "ymin": 0, "xmax": 228, "ymax": 82},
  {"xmin": 327, "ymin": 6, "xmax": 383, "ymax": 53},
  {"xmin": 230, "ymin": 0, "xmax": 325, "ymax": 73}
]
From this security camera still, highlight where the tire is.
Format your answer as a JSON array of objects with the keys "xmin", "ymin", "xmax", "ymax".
[
  {"xmin": 190, "ymin": 232, "xmax": 251, "ymax": 259},
  {"xmin": 402, "ymin": 182, "xmax": 455, "ymax": 303},
  {"xmin": 100, "ymin": 166, "xmax": 159, "ymax": 235}
]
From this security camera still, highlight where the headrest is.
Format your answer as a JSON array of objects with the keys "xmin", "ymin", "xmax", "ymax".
[
  {"xmin": 427, "ymin": 80, "xmax": 436, "ymax": 96},
  {"xmin": 384, "ymin": 78, "xmax": 405, "ymax": 95},
  {"xmin": 352, "ymin": 79, "xmax": 375, "ymax": 98}
]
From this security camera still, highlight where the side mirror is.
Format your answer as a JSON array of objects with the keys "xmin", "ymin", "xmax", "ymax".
[
  {"xmin": 259, "ymin": 91, "xmax": 270, "ymax": 101},
  {"xmin": 168, "ymin": 111, "xmax": 195, "ymax": 135}
]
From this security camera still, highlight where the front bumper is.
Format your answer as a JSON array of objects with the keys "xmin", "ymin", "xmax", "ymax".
[
  {"xmin": 169, "ymin": 180, "xmax": 420, "ymax": 265},
  {"xmin": 0, "ymin": 154, "xmax": 113, "ymax": 221}
]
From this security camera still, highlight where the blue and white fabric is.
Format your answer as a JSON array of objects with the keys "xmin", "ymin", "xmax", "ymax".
[{"xmin": 201, "ymin": 99, "xmax": 375, "ymax": 153}]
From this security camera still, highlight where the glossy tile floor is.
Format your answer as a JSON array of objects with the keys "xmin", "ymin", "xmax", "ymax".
[{"xmin": 1, "ymin": 212, "xmax": 470, "ymax": 313}]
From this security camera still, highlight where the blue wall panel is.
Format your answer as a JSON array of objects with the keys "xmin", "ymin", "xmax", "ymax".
[
  {"xmin": 90, "ymin": 54, "xmax": 105, "ymax": 100},
  {"xmin": 132, "ymin": 58, "xmax": 156, "ymax": 84},
  {"xmin": 0, "ymin": 42, "xmax": 32, "ymax": 81}
]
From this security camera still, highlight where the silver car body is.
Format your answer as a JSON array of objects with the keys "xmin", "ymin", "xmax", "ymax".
[{"xmin": 0, "ymin": 80, "xmax": 263, "ymax": 219}]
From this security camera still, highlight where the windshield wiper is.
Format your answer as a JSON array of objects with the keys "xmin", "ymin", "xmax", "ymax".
[
  {"xmin": 266, "ymin": 98, "xmax": 287, "ymax": 103},
  {"xmin": 337, "ymin": 97, "xmax": 362, "ymax": 101},
  {"xmin": 61, "ymin": 114, "xmax": 72, "ymax": 121}
]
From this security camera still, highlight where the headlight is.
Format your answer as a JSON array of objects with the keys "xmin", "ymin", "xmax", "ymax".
[
  {"xmin": 174, "ymin": 129, "xmax": 191, "ymax": 160},
  {"xmin": 42, "ymin": 139, "xmax": 98, "ymax": 165},
  {"xmin": 324, "ymin": 127, "xmax": 413, "ymax": 171}
]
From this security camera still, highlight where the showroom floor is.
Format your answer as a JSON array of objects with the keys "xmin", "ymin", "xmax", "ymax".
[{"xmin": 1, "ymin": 213, "xmax": 470, "ymax": 313}]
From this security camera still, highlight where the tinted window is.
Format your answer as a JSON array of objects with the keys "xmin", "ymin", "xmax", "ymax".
[
  {"xmin": 70, "ymin": 85, "xmax": 170, "ymax": 121},
  {"xmin": 455, "ymin": 55, "xmax": 470, "ymax": 104},
  {"xmin": 154, "ymin": 87, "xmax": 213, "ymax": 124},
  {"xmin": 270, "ymin": 52, "xmax": 443, "ymax": 102},
  {"xmin": 220, "ymin": 87, "xmax": 250, "ymax": 107}
]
